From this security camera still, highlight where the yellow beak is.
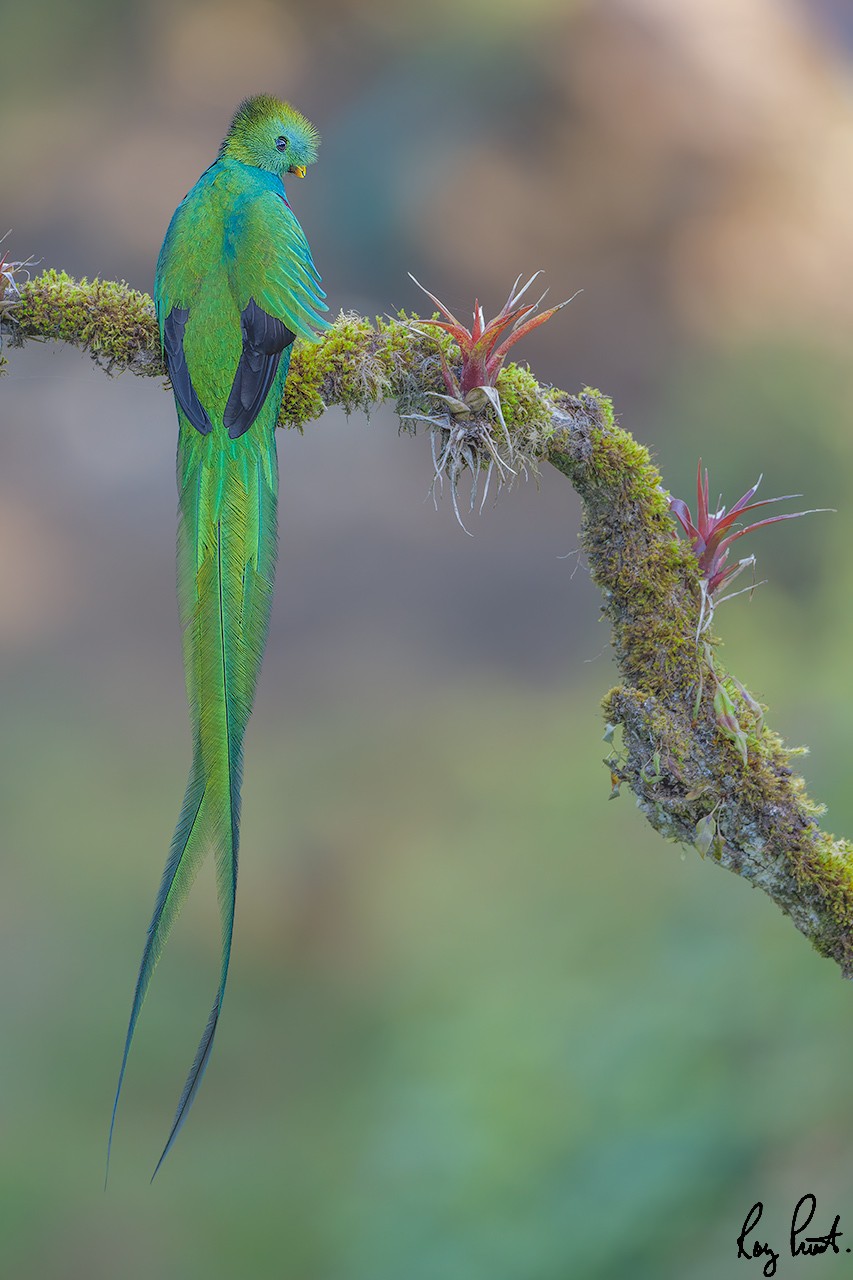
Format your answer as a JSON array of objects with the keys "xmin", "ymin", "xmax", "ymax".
[{"xmin": 288, "ymin": 165, "xmax": 307, "ymax": 179}]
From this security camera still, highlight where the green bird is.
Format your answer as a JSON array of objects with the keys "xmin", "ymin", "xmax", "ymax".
[{"xmin": 108, "ymin": 94, "xmax": 328, "ymax": 1179}]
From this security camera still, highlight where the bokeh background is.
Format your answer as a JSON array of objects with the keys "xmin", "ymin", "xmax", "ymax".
[{"xmin": 3, "ymin": 0, "xmax": 853, "ymax": 1275}]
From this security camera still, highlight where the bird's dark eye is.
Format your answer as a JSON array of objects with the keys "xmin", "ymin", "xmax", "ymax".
[{"xmin": 275, "ymin": 136, "xmax": 289, "ymax": 152}]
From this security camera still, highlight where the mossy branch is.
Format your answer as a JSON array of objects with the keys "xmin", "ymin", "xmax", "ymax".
[{"xmin": 4, "ymin": 269, "xmax": 852, "ymax": 975}]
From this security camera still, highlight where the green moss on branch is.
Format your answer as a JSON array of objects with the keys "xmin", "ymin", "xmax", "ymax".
[
  {"xmin": 549, "ymin": 391, "xmax": 853, "ymax": 974},
  {"xmin": 7, "ymin": 270, "xmax": 162, "ymax": 374}
]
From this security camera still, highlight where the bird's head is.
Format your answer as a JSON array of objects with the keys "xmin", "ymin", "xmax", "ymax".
[{"xmin": 220, "ymin": 94, "xmax": 320, "ymax": 179}]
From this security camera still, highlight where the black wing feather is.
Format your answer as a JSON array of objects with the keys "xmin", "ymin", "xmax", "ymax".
[
  {"xmin": 223, "ymin": 298, "xmax": 295, "ymax": 440},
  {"xmin": 163, "ymin": 307, "xmax": 213, "ymax": 436}
]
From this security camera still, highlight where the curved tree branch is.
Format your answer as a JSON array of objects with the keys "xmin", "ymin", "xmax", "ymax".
[{"xmin": 4, "ymin": 269, "xmax": 852, "ymax": 974}]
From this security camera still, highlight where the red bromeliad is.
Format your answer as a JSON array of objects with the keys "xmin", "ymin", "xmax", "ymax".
[
  {"xmin": 669, "ymin": 461, "xmax": 820, "ymax": 602},
  {"xmin": 410, "ymin": 271, "xmax": 576, "ymax": 409},
  {"xmin": 671, "ymin": 462, "xmax": 826, "ymax": 756},
  {"xmin": 406, "ymin": 273, "xmax": 577, "ymax": 531}
]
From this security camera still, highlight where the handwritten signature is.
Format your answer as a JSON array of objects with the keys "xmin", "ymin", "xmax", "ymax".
[{"xmin": 737, "ymin": 1195, "xmax": 847, "ymax": 1276}]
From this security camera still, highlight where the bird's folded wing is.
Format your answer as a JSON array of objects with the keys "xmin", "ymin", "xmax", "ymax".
[{"xmin": 226, "ymin": 192, "xmax": 330, "ymax": 343}]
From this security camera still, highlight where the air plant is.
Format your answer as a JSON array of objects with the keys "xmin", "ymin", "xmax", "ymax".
[
  {"xmin": 407, "ymin": 272, "xmax": 577, "ymax": 531},
  {"xmin": 669, "ymin": 460, "xmax": 826, "ymax": 636},
  {"xmin": 411, "ymin": 270, "xmax": 575, "ymax": 406},
  {"xmin": 0, "ymin": 231, "xmax": 37, "ymax": 319}
]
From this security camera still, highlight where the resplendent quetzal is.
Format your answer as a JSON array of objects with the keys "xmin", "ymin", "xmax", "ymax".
[{"xmin": 108, "ymin": 94, "xmax": 328, "ymax": 1178}]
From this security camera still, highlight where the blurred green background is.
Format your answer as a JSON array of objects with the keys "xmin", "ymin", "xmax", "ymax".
[{"xmin": 4, "ymin": 0, "xmax": 853, "ymax": 1275}]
